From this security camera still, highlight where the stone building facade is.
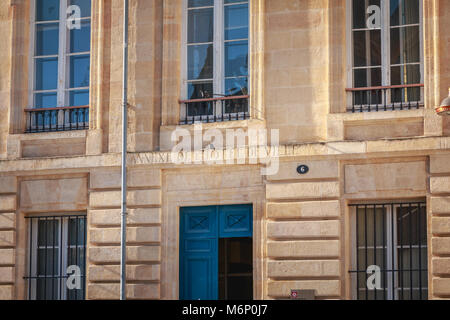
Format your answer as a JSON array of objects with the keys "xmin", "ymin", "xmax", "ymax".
[{"xmin": 0, "ymin": 0, "xmax": 449, "ymax": 300}]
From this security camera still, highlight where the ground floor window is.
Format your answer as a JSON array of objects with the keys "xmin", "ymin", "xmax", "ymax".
[
  {"xmin": 180, "ymin": 205, "xmax": 253, "ymax": 300},
  {"xmin": 349, "ymin": 202, "xmax": 427, "ymax": 300},
  {"xmin": 25, "ymin": 215, "xmax": 87, "ymax": 300}
]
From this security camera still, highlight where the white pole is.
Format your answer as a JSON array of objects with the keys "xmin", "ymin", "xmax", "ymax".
[{"xmin": 120, "ymin": 0, "xmax": 129, "ymax": 301}]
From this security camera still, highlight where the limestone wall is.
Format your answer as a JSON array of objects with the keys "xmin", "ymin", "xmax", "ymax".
[
  {"xmin": 265, "ymin": 160, "xmax": 342, "ymax": 299},
  {"xmin": 430, "ymin": 155, "xmax": 450, "ymax": 299},
  {"xmin": 264, "ymin": 0, "xmax": 330, "ymax": 144},
  {"xmin": 0, "ymin": 176, "xmax": 17, "ymax": 299},
  {"xmin": 0, "ymin": 0, "xmax": 449, "ymax": 301},
  {"xmin": 87, "ymin": 168, "xmax": 162, "ymax": 300}
]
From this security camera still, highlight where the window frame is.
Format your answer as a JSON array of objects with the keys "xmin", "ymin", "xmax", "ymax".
[
  {"xmin": 346, "ymin": 0, "xmax": 424, "ymax": 104},
  {"xmin": 181, "ymin": 0, "xmax": 250, "ymax": 121},
  {"xmin": 27, "ymin": 214, "xmax": 87, "ymax": 301},
  {"xmin": 28, "ymin": 0, "xmax": 92, "ymax": 110},
  {"xmin": 349, "ymin": 202, "xmax": 428, "ymax": 300}
]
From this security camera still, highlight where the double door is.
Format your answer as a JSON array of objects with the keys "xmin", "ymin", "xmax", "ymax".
[{"xmin": 180, "ymin": 204, "xmax": 253, "ymax": 300}]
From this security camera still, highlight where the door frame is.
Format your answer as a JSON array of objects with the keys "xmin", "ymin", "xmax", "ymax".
[
  {"xmin": 179, "ymin": 204, "xmax": 253, "ymax": 300},
  {"xmin": 161, "ymin": 171, "xmax": 265, "ymax": 300}
]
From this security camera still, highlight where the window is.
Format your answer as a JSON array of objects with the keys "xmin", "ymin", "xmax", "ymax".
[
  {"xmin": 347, "ymin": 0, "xmax": 423, "ymax": 111},
  {"xmin": 349, "ymin": 202, "xmax": 428, "ymax": 300},
  {"xmin": 25, "ymin": 215, "xmax": 87, "ymax": 300},
  {"xmin": 32, "ymin": 0, "xmax": 91, "ymax": 109},
  {"xmin": 181, "ymin": 0, "xmax": 249, "ymax": 123}
]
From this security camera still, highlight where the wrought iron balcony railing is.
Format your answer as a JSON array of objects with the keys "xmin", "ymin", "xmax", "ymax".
[
  {"xmin": 346, "ymin": 84, "xmax": 424, "ymax": 113},
  {"xmin": 179, "ymin": 95, "xmax": 249, "ymax": 125},
  {"xmin": 25, "ymin": 106, "xmax": 89, "ymax": 133}
]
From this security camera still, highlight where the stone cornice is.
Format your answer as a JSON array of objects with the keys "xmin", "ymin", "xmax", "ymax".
[{"xmin": 0, "ymin": 136, "xmax": 449, "ymax": 174}]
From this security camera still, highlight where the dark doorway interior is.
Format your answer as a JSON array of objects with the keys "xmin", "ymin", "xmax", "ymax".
[{"xmin": 219, "ymin": 237, "xmax": 253, "ymax": 300}]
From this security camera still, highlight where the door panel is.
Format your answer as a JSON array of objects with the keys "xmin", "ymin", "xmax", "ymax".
[
  {"xmin": 181, "ymin": 238, "xmax": 218, "ymax": 300},
  {"xmin": 180, "ymin": 204, "xmax": 252, "ymax": 300},
  {"xmin": 180, "ymin": 206, "xmax": 218, "ymax": 300},
  {"xmin": 181, "ymin": 206, "xmax": 217, "ymax": 239},
  {"xmin": 219, "ymin": 205, "xmax": 252, "ymax": 238}
]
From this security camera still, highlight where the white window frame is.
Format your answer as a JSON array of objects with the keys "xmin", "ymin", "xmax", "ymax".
[
  {"xmin": 350, "ymin": 203, "xmax": 428, "ymax": 300},
  {"xmin": 346, "ymin": 0, "xmax": 424, "ymax": 105},
  {"xmin": 181, "ymin": 0, "xmax": 249, "ymax": 121},
  {"xmin": 28, "ymin": 0, "xmax": 91, "ymax": 109},
  {"xmin": 28, "ymin": 215, "xmax": 86, "ymax": 300}
]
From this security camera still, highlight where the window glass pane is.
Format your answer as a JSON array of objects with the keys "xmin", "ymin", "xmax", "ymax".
[
  {"xmin": 38, "ymin": 219, "xmax": 60, "ymax": 247},
  {"xmin": 225, "ymin": 77, "xmax": 248, "ymax": 96},
  {"xmin": 188, "ymin": 0, "xmax": 213, "ymax": 8},
  {"xmin": 37, "ymin": 248, "xmax": 59, "ymax": 275},
  {"xmin": 70, "ymin": 55, "xmax": 90, "ymax": 88},
  {"xmin": 68, "ymin": 218, "xmax": 86, "ymax": 246},
  {"xmin": 391, "ymin": 65, "xmax": 421, "ymax": 103},
  {"xmin": 225, "ymin": 0, "xmax": 248, "ymax": 4},
  {"xmin": 188, "ymin": 81, "xmax": 213, "ymax": 99},
  {"xmin": 225, "ymin": 4, "xmax": 248, "ymax": 40},
  {"xmin": 66, "ymin": 247, "xmax": 85, "ymax": 300},
  {"xmin": 187, "ymin": 101, "xmax": 214, "ymax": 117},
  {"xmin": 36, "ymin": 23, "xmax": 59, "ymax": 56},
  {"xmin": 353, "ymin": 67, "xmax": 381, "ymax": 88},
  {"xmin": 36, "ymin": 0, "xmax": 60, "ymax": 21},
  {"xmin": 35, "ymin": 57, "xmax": 58, "ymax": 90},
  {"xmin": 36, "ymin": 278, "xmax": 59, "ymax": 300},
  {"xmin": 188, "ymin": 8, "xmax": 213, "ymax": 43},
  {"xmin": 352, "ymin": 0, "xmax": 366, "ymax": 29},
  {"xmin": 225, "ymin": 97, "xmax": 248, "ymax": 114},
  {"xmin": 356, "ymin": 208, "xmax": 385, "ymax": 248},
  {"xmin": 225, "ymin": 41, "xmax": 248, "ymax": 77},
  {"xmin": 70, "ymin": 20, "xmax": 91, "ymax": 53},
  {"xmin": 353, "ymin": 0, "xmax": 380, "ymax": 29},
  {"xmin": 188, "ymin": 44, "xmax": 213, "ymax": 80},
  {"xmin": 390, "ymin": 0, "xmax": 419, "ymax": 26},
  {"xmin": 67, "ymin": 247, "xmax": 85, "ymax": 270},
  {"xmin": 70, "ymin": 90, "xmax": 89, "ymax": 106},
  {"xmin": 353, "ymin": 30, "xmax": 381, "ymax": 67},
  {"xmin": 357, "ymin": 248, "xmax": 384, "ymax": 274},
  {"xmin": 390, "ymin": 26, "xmax": 420, "ymax": 65},
  {"xmin": 397, "ymin": 206, "xmax": 426, "ymax": 245},
  {"xmin": 34, "ymin": 92, "xmax": 57, "ymax": 108},
  {"xmin": 353, "ymin": 31, "xmax": 367, "ymax": 67},
  {"xmin": 390, "ymin": 64, "xmax": 420, "ymax": 85},
  {"xmin": 70, "ymin": 0, "xmax": 91, "ymax": 17}
]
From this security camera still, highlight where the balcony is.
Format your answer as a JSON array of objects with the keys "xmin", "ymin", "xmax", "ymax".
[
  {"xmin": 25, "ymin": 106, "xmax": 89, "ymax": 133},
  {"xmin": 179, "ymin": 95, "xmax": 249, "ymax": 125},
  {"xmin": 346, "ymin": 84, "xmax": 424, "ymax": 113}
]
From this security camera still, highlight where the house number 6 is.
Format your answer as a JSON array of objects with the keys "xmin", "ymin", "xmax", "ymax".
[{"xmin": 297, "ymin": 165, "xmax": 309, "ymax": 175}]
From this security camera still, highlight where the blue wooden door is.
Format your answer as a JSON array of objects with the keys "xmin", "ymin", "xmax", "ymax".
[{"xmin": 180, "ymin": 204, "xmax": 252, "ymax": 300}]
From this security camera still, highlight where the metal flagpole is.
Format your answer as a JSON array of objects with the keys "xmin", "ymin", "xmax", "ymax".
[{"xmin": 120, "ymin": 0, "xmax": 129, "ymax": 301}]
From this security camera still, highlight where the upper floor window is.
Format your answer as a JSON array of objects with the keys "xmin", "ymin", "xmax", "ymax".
[
  {"xmin": 347, "ymin": 0, "xmax": 423, "ymax": 112},
  {"xmin": 180, "ymin": 0, "xmax": 249, "ymax": 124},
  {"xmin": 31, "ymin": 0, "xmax": 91, "ymax": 109}
]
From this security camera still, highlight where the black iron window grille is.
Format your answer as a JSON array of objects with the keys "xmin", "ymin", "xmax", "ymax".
[
  {"xmin": 346, "ymin": 84, "xmax": 424, "ymax": 113},
  {"xmin": 24, "ymin": 215, "xmax": 87, "ymax": 300},
  {"xmin": 179, "ymin": 96, "xmax": 249, "ymax": 125},
  {"xmin": 349, "ymin": 202, "xmax": 427, "ymax": 300},
  {"xmin": 25, "ymin": 106, "xmax": 89, "ymax": 133}
]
